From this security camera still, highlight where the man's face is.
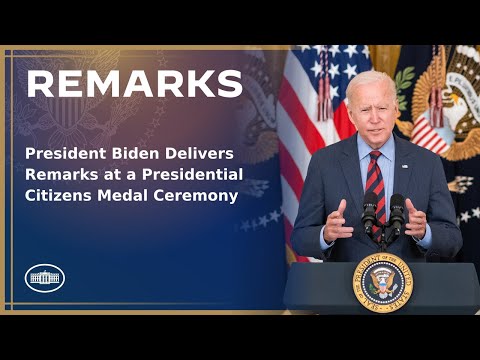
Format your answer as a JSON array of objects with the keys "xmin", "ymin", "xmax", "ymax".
[{"xmin": 347, "ymin": 80, "xmax": 398, "ymax": 149}]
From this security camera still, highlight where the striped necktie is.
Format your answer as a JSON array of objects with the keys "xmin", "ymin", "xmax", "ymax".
[{"xmin": 365, "ymin": 151, "xmax": 386, "ymax": 242}]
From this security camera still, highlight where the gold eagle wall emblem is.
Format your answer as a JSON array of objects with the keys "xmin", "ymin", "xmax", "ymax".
[{"xmin": 396, "ymin": 45, "xmax": 480, "ymax": 162}]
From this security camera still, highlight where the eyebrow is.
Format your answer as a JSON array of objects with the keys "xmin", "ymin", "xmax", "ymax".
[{"xmin": 359, "ymin": 104, "xmax": 390, "ymax": 109}]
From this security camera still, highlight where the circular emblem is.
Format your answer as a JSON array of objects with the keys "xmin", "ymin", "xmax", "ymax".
[
  {"xmin": 24, "ymin": 263, "xmax": 66, "ymax": 293},
  {"xmin": 353, "ymin": 253, "xmax": 413, "ymax": 313}
]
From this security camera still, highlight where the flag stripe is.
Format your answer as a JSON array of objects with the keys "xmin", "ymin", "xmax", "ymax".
[
  {"xmin": 417, "ymin": 128, "xmax": 436, "ymax": 147},
  {"xmin": 277, "ymin": 103, "xmax": 311, "ymax": 179},
  {"xmin": 282, "ymin": 54, "xmax": 319, "ymax": 124},
  {"xmin": 429, "ymin": 137, "xmax": 443, "ymax": 153},
  {"xmin": 412, "ymin": 123, "xmax": 430, "ymax": 143},
  {"xmin": 279, "ymin": 141, "xmax": 304, "ymax": 201},
  {"xmin": 434, "ymin": 142, "xmax": 448, "ymax": 154},
  {"xmin": 412, "ymin": 115, "xmax": 450, "ymax": 154},
  {"xmin": 280, "ymin": 175, "xmax": 300, "ymax": 227},
  {"xmin": 278, "ymin": 78, "xmax": 326, "ymax": 153}
]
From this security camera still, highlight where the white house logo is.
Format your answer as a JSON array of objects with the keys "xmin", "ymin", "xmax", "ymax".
[{"xmin": 24, "ymin": 264, "xmax": 65, "ymax": 293}]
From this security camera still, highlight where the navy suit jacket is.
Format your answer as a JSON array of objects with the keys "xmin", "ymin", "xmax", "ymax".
[{"xmin": 291, "ymin": 133, "xmax": 463, "ymax": 262}]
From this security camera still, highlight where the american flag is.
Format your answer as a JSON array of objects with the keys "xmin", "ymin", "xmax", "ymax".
[{"xmin": 277, "ymin": 45, "xmax": 372, "ymax": 263}]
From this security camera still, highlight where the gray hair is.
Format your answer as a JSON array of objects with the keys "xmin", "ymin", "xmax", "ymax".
[{"xmin": 346, "ymin": 70, "xmax": 397, "ymax": 105}]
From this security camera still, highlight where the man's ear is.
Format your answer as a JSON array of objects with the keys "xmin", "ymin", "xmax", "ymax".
[{"xmin": 346, "ymin": 106, "xmax": 355, "ymax": 125}]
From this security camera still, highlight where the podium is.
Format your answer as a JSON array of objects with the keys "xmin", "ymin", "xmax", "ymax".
[{"xmin": 284, "ymin": 262, "xmax": 480, "ymax": 314}]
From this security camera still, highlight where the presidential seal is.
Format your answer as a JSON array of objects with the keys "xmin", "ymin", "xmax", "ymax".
[
  {"xmin": 353, "ymin": 253, "xmax": 413, "ymax": 314},
  {"xmin": 396, "ymin": 45, "xmax": 480, "ymax": 161}
]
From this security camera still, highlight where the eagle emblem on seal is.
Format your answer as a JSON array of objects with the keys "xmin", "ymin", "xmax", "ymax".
[{"xmin": 370, "ymin": 267, "xmax": 396, "ymax": 298}]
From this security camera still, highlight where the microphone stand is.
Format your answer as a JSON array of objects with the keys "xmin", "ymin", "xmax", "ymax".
[
  {"xmin": 378, "ymin": 220, "xmax": 400, "ymax": 253},
  {"xmin": 379, "ymin": 224, "xmax": 387, "ymax": 252}
]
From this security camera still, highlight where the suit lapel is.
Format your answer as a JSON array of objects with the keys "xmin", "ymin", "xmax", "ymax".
[
  {"xmin": 339, "ymin": 133, "xmax": 364, "ymax": 219},
  {"xmin": 393, "ymin": 134, "xmax": 413, "ymax": 197}
]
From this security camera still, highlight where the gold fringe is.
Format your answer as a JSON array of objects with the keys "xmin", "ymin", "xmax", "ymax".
[
  {"xmin": 285, "ymin": 245, "xmax": 297, "ymax": 267},
  {"xmin": 412, "ymin": 45, "xmax": 446, "ymax": 121}
]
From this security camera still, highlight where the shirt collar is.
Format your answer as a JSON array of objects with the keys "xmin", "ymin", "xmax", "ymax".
[{"xmin": 357, "ymin": 132, "xmax": 395, "ymax": 162}]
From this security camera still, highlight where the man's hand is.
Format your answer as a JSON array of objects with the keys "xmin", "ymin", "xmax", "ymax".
[
  {"xmin": 324, "ymin": 199, "xmax": 354, "ymax": 243},
  {"xmin": 405, "ymin": 198, "xmax": 427, "ymax": 239}
]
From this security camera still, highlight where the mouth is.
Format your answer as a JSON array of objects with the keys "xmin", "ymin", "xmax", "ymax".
[{"xmin": 369, "ymin": 129, "xmax": 383, "ymax": 134}]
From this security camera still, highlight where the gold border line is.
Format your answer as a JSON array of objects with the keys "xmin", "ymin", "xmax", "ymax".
[
  {"xmin": 0, "ymin": 45, "xmax": 291, "ymax": 315},
  {"xmin": 10, "ymin": 49, "xmax": 13, "ymax": 310},
  {"xmin": 1, "ymin": 310, "xmax": 290, "ymax": 315},
  {"xmin": 8, "ymin": 45, "xmax": 291, "ymax": 51},
  {"xmin": 0, "ymin": 48, "xmax": 5, "ymax": 311},
  {"xmin": 12, "ymin": 302, "xmax": 227, "ymax": 305}
]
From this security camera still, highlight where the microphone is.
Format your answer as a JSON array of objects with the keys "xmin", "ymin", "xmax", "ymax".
[
  {"xmin": 362, "ymin": 192, "xmax": 378, "ymax": 237},
  {"xmin": 389, "ymin": 194, "xmax": 405, "ymax": 236}
]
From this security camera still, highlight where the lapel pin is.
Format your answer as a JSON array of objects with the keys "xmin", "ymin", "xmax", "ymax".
[{"xmin": 402, "ymin": 165, "xmax": 408, "ymax": 169}]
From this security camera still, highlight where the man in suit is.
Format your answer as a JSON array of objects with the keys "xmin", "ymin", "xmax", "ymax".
[{"xmin": 291, "ymin": 70, "xmax": 462, "ymax": 262}]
